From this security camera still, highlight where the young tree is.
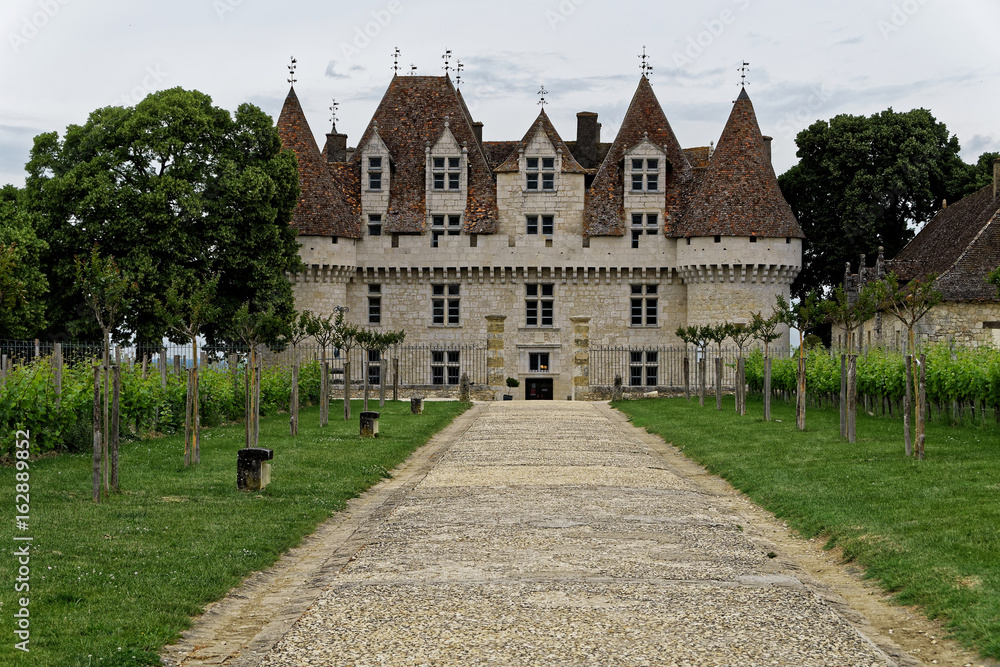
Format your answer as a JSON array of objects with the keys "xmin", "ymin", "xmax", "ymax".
[
  {"xmin": 331, "ymin": 310, "xmax": 360, "ymax": 420},
  {"xmin": 774, "ymin": 290, "xmax": 824, "ymax": 430},
  {"xmin": 823, "ymin": 280, "xmax": 879, "ymax": 443},
  {"xmin": 368, "ymin": 329, "xmax": 406, "ymax": 407},
  {"xmin": 874, "ymin": 272, "xmax": 943, "ymax": 459},
  {"xmin": 726, "ymin": 322, "xmax": 755, "ymax": 415},
  {"xmin": 309, "ymin": 312, "xmax": 337, "ymax": 427},
  {"xmin": 750, "ymin": 311, "xmax": 781, "ymax": 421},
  {"xmin": 231, "ymin": 301, "xmax": 290, "ymax": 448},
  {"xmin": 692, "ymin": 326, "xmax": 713, "ymax": 407},
  {"xmin": 674, "ymin": 325, "xmax": 698, "ymax": 401},
  {"xmin": 75, "ymin": 246, "xmax": 135, "ymax": 494},
  {"xmin": 704, "ymin": 324, "xmax": 729, "ymax": 410},
  {"xmin": 287, "ymin": 310, "xmax": 318, "ymax": 436}
]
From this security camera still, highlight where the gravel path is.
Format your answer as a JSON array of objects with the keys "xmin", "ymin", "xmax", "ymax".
[{"xmin": 165, "ymin": 401, "xmax": 922, "ymax": 666}]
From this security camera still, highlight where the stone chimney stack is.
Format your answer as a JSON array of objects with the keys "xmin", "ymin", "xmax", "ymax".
[
  {"xmin": 993, "ymin": 157, "xmax": 999, "ymax": 200},
  {"xmin": 471, "ymin": 121, "xmax": 484, "ymax": 145},
  {"xmin": 325, "ymin": 129, "xmax": 348, "ymax": 163},
  {"xmin": 576, "ymin": 112, "xmax": 600, "ymax": 169},
  {"xmin": 761, "ymin": 135, "xmax": 773, "ymax": 165}
]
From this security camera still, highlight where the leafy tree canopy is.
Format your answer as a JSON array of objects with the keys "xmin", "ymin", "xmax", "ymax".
[
  {"xmin": 778, "ymin": 107, "xmax": 994, "ymax": 300},
  {"xmin": 0, "ymin": 185, "xmax": 49, "ymax": 338},
  {"xmin": 24, "ymin": 87, "xmax": 302, "ymax": 345}
]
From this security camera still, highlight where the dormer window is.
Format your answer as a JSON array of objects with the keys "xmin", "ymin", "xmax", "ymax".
[
  {"xmin": 526, "ymin": 157, "xmax": 555, "ymax": 191},
  {"xmin": 431, "ymin": 214, "xmax": 461, "ymax": 247},
  {"xmin": 433, "ymin": 157, "xmax": 462, "ymax": 190},
  {"xmin": 367, "ymin": 157, "xmax": 383, "ymax": 190},
  {"xmin": 631, "ymin": 158, "xmax": 659, "ymax": 191}
]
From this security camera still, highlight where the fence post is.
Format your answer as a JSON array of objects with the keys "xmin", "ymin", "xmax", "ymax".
[{"xmin": 570, "ymin": 317, "xmax": 590, "ymax": 401}]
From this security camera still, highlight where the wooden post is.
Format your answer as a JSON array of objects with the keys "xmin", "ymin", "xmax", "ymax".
[
  {"xmin": 840, "ymin": 354, "xmax": 847, "ymax": 438},
  {"xmin": 847, "ymin": 354, "xmax": 858, "ymax": 444},
  {"xmin": 291, "ymin": 356, "xmax": 299, "ymax": 436},
  {"xmin": 363, "ymin": 353, "xmax": 370, "ymax": 412},
  {"xmin": 763, "ymin": 356, "xmax": 772, "ymax": 422},
  {"xmin": 184, "ymin": 369, "xmax": 193, "ymax": 467},
  {"xmin": 34, "ymin": 338, "xmax": 40, "ymax": 359},
  {"xmin": 683, "ymin": 355, "xmax": 690, "ymax": 401},
  {"xmin": 1, "ymin": 354, "xmax": 7, "ymax": 386},
  {"xmin": 736, "ymin": 356, "xmax": 746, "ymax": 416},
  {"xmin": 173, "ymin": 354, "xmax": 181, "ymax": 376},
  {"xmin": 379, "ymin": 355, "xmax": 388, "ymax": 407},
  {"xmin": 111, "ymin": 364, "xmax": 120, "ymax": 491},
  {"xmin": 244, "ymin": 354, "xmax": 251, "ymax": 449},
  {"xmin": 698, "ymin": 357, "xmax": 705, "ymax": 407},
  {"xmin": 715, "ymin": 356, "xmax": 722, "ymax": 410},
  {"xmin": 904, "ymin": 355, "xmax": 913, "ymax": 456},
  {"xmin": 159, "ymin": 348, "xmax": 167, "ymax": 388},
  {"xmin": 255, "ymin": 357, "xmax": 262, "ymax": 448},
  {"xmin": 141, "ymin": 353, "xmax": 148, "ymax": 378},
  {"xmin": 53, "ymin": 343, "xmax": 63, "ymax": 407},
  {"xmin": 917, "ymin": 353, "xmax": 927, "ymax": 460},
  {"xmin": 796, "ymin": 353, "xmax": 806, "ymax": 430},
  {"xmin": 344, "ymin": 359, "xmax": 352, "ymax": 420},
  {"xmin": 93, "ymin": 365, "xmax": 101, "ymax": 503},
  {"xmin": 393, "ymin": 357, "xmax": 399, "ymax": 402},
  {"xmin": 320, "ymin": 361, "xmax": 329, "ymax": 427}
]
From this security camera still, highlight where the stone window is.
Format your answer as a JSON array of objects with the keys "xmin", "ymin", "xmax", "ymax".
[
  {"xmin": 431, "ymin": 350, "xmax": 460, "ymax": 385},
  {"xmin": 526, "ymin": 156, "xmax": 555, "ymax": 191},
  {"xmin": 526, "ymin": 214, "xmax": 554, "ymax": 235},
  {"xmin": 367, "ymin": 214, "xmax": 382, "ymax": 236},
  {"xmin": 432, "ymin": 156, "xmax": 462, "ymax": 190},
  {"xmin": 431, "ymin": 214, "xmax": 461, "ymax": 247},
  {"xmin": 629, "ymin": 350, "xmax": 658, "ymax": 387},
  {"xmin": 432, "ymin": 284, "xmax": 460, "ymax": 325},
  {"xmin": 367, "ymin": 284, "xmax": 381, "ymax": 325},
  {"xmin": 528, "ymin": 352, "xmax": 550, "ymax": 372},
  {"xmin": 367, "ymin": 348, "xmax": 381, "ymax": 385},
  {"xmin": 525, "ymin": 284, "xmax": 554, "ymax": 327},
  {"xmin": 367, "ymin": 156, "xmax": 383, "ymax": 190},
  {"xmin": 631, "ymin": 158, "xmax": 659, "ymax": 192},
  {"xmin": 630, "ymin": 284, "xmax": 658, "ymax": 326},
  {"xmin": 630, "ymin": 213, "xmax": 658, "ymax": 248}
]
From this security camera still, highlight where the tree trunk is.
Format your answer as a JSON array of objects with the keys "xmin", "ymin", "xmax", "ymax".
[
  {"xmin": 244, "ymin": 354, "xmax": 251, "ymax": 449},
  {"xmin": 184, "ymin": 369, "xmax": 193, "ymax": 466},
  {"xmin": 54, "ymin": 343, "xmax": 63, "ymax": 407},
  {"xmin": 192, "ymin": 341, "xmax": 199, "ymax": 465},
  {"xmin": 103, "ymin": 332, "xmax": 110, "ymax": 494},
  {"xmin": 111, "ymin": 364, "xmax": 120, "ymax": 490},
  {"xmin": 840, "ymin": 354, "xmax": 847, "ymax": 438},
  {"xmin": 291, "ymin": 356, "xmax": 299, "ymax": 436},
  {"xmin": 393, "ymin": 357, "xmax": 399, "ymax": 402},
  {"xmin": 763, "ymin": 356, "xmax": 772, "ymax": 422},
  {"xmin": 254, "ymin": 357, "xmax": 261, "ymax": 448},
  {"xmin": 847, "ymin": 354, "xmax": 857, "ymax": 444},
  {"xmin": 904, "ymin": 354, "xmax": 913, "ymax": 456},
  {"xmin": 379, "ymin": 353, "xmax": 387, "ymax": 408},
  {"xmin": 363, "ymin": 353, "xmax": 371, "ymax": 412},
  {"xmin": 320, "ymin": 361, "xmax": 329, "ymax": 427},
  {"xmin": 698, "ymin": 357, "xmax": 706, "ymax": 407},
  {"xmin": 93, "ymin": 365, "xmax": 101, "ymax": 503},
  {"xmin": 715, "ymin": 356, "xmax": 722, "ymax": 410},
  {"xmin": 917, "ymin": 353, "xmax": 927, "ymax": 460},
  {"xmin": 683, "ymin": 356, "xmax": 690, "ymax": 401},
  {"xmin": 343, "ymin": 359, "xmax": 352, "ymax": 420},
  {"xmin": 737, "ymin": 356, "xmax": 746, "ymax": 415},
  {"xmin": 796, "ymin": 352, "xmax": 806, "ymax": 430}
]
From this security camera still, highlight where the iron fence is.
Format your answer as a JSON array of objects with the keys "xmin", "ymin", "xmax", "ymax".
[{"xmin": 589, "ymin": 345, "xmax": 744, "ymax": 388}]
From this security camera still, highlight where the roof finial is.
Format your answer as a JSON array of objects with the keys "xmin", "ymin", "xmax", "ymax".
[
  {"xmin": 441, "ymin": 49, "xmax": 453, "ymax": 74},
  {"xmin": 537, "ymin": 85, "xmax": 548, "ymax": 107},
  {"xmin": 738, "ymin": 61, "xmax": 750, "ymax": 88},
  {"xmin": 455, "ymin": 59, "xmax": 464, "ymax": 88},
  {"xmin": 392, "ymin": 47, "xmax": 401, "ymax": 75},
  {"xmin": 287, "ymin": 56, "xmax": 297, "ymax": 86},
  {"xmin": 329, "ymin": 99, "xmax": 339, "ymax": 128},
  {"xmin": 639, "ymin": 46, "xmax": 653, "ymax": 80},
  {"xmin": 409, "ymin": 63, "xmax": 418, "ymax": 76}
]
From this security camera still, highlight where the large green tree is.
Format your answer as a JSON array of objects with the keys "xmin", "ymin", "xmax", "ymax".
[
  {"xmin": 778, "ymin": 108, "xmax": 986, "ymax": 300},
  {"xmin": 0, "ymin": 185, "xmax": 49, "ymax": 338},
  {"xmin": 24, "ymin": 87, "xmax": 301, "ymax": 345}
]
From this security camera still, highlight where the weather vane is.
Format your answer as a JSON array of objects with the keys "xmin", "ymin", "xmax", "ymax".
[
  {"xmin": 287, "ymin": 56, "xmax": 297, "ymax": 85},
  {"xmin": 329, "ymin": 99, "xmax": 339, "ymax": 126},
  {"xmin": 409, "ymin": 63, "xmax": 418, "ymax": 76},
  {"xmin": 442, "ymin": 49, "xmax": 453, "ymax": 74},
  {"xmin": 392, "ymin": 47, "xmax": 401, "ymax": 75},
  {"xmin": 739, "ymin": 61, "xmax": 750, "ymax": 88},
  {"xmin": 455, "ymin": 59, "xmax": 464, "ymax": 87},
  {"xmin": 639, "ymin": 46, "xmax": 653, "ymax": 79},
  {"xmin": 537, "ymin": 85, "xmax": 548, "ymax": 107}
]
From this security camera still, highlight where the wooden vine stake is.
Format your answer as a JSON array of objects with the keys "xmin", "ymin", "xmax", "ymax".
[{"xmin": 92, "ymin": 365, "xmax": 101, "ymax": 503}]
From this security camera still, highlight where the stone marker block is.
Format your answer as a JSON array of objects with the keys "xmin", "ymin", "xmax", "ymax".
[
  {"xmin": 360, "ymin": 411, "xmax": 380, "ymax": 437},
  {"xmin": 410, "ymin": 397, "xmax": 424, "ymax": 414},
  {"xmin": 237, "ymin": 447, "xmax": 274, "ymax": 491}
]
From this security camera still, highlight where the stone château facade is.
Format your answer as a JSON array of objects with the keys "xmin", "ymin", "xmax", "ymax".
[{"xmin": 276, "ymin": 72, "xmax": 804, "ymax": 399}]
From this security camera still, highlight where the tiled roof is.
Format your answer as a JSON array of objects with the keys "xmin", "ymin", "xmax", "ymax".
[
  {"xmin": 276, "ymin": 87, "xmax": 361, "ymax": 238},
  {"xmin": 351, "ymin": 75, "xmax": 499, "ymax": 234},
  {"xmin": 887, "ymin": 185, "xmax": 1000, "ymax": 301},
  {"xmin": 482, "ymin": 141, "xmax": 519, "ymax": 169},
  {"xmin": 674, "ymin": 88, "xmax": 803, "ymax": 239},
  {"xmin": 584, "ymin": 76, "xmax": 693, "ymax": 236},
  {"xmin": 495, "ymin": 110, "xmax": 587, "ymax": 174},
  {"xmin": 683, "ymin": 146, "xmax": 711, "ymax": 170}
]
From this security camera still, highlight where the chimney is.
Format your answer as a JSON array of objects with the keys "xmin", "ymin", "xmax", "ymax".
[
  {"xmin": 576, "ymin": 111, "xmax": 600, "ymax": 169},
  {"xmin": 761, "ymin": 135, "xmax": 773, "ymax": 165},
  {"xmin": 471, "ymin": 121, "xmax": 484, "ymax": 145},
  {"xmin": 994, "ymin": 157, "xmax": 999, "ymax": 200},
  {"xmin": 325, "ymin": 131, "xmax": 348, "ymax": 163}
]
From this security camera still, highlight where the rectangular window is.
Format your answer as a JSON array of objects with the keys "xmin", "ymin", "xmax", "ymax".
[
  {"xmin": 630, "ymin": 284, "xmax": 658, "ymax": 326},
  {"xmin": 631, "ymin": 157, "xmax": 660, "ymax": 191},
  {"xmin": 526, "ymin": 156, "xmax": 556, "ymax": 191},
  {"xmin": 529, "ymin": 352, "xmax": 550, "ymax": 372},
  {"xmin": 432, "ymin": 284, "xmax": 460, "ymax": 325},
  {"xmin": 525, "ymin": 284, "xmax": 554, "ymax": 327},
  {"xmin": 431, "ymin": 350, "xmax": 461, "ymax": 385},
  {"xmin": 432, "ymin": 156, "xmax": 461, "ymax": 190},
  {"xmin": 368, "ymin": 213, "xmax": 382, "ymax": 236},
  {"xmin": 629, "ymin": 351, "xmax": 658, "ymax": 387},
  {"xmin": 368, "ymin": 284, "xmax": 381, "ymax": 325},
  {"xmin": 430, "ymin": 215, "xmax": 460, "ymax": 247},
  {"xmin": 368, "ymin": 156, "xmax": 382, "ymax": 190},
  {"xmin": 526, "ymin": 214, "xmax": 554, "ymax": 235}
]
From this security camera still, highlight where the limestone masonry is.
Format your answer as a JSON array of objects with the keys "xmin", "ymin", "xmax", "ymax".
[{"xmin": 277, "ymin": 72, "xmax": 804, "ymax": 399}]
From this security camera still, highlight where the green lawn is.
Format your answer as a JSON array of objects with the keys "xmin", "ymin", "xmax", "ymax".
[
  {"xmin": 615, "ymin": 394, "xmax": 1000, "ymax": 659},
  {"xmin": 0, "ymin": 400, "xmax": 469, "ymax": 666}
]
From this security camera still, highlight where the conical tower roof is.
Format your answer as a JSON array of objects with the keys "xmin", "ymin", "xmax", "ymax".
[
  {"xmin": 674, "ymin": 88, "xmax": 803, "ymax": 239},
  {"xmin": 495, "ymin": 108, "xmax": 587, "ymax": 174},
  {"xmin": 584, "ymin": 76, "xmax": 693, "ymax": 236},
  {"xmin": 276, "ymin": 87, "xmax": 360, "ymax": 238}
]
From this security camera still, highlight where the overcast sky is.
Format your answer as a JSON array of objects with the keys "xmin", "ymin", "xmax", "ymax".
[{"xmin": 2, "ymin": 0, "xmax": 998, "ymax": 188}]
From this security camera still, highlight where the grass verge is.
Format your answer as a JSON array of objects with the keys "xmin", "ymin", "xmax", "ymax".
[
  {"xmin": 0, "ymin": 400, "xmax": 469, "ymax": 666},
  {"xmin": 615, "ymin": 394, "xmax": 1000, "ymax": 660}
]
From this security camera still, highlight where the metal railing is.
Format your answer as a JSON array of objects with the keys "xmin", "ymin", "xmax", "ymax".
[{"xmin": 589, "ymin": 345, "xmax": 743, "ymax": 388}]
